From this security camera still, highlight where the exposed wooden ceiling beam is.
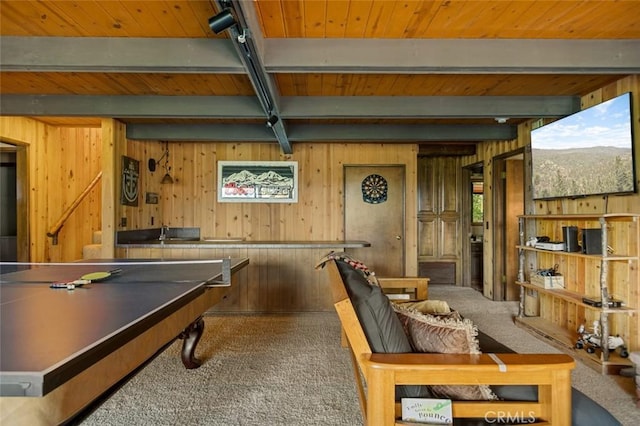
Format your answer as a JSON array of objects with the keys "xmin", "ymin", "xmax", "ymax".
[
  {"xmin": 2, "ymin": 37, "xmax": 638, "ymax": 74},
  {"xmin": 263, "ymin": 39, "xmax": 640, "ymax": 74},
  {"xmin": 419, "ymin": 144, "xmax": 477, "ymax": 156},
  {"xmin": 0, "ymin": 95, "xmax": 578, "ymax": 119},
  {"xmin": 0, "ymin": 94, "xmax": 264, "ymax": 117},
  {"xmin": 286, "ymin": 123, "xmax": 516, "ymax": 142},
  {"xmin": 127, "ymin": 123, "xmax": 274, "ymax": 141},
  {"xmin": 126, "ymin": 123, "xmax": 516, "ymax": 142},
  {"xmin": 281, "ymin": 96, "xmax": 579, "ymax": 118},
  {"xmin": 0, "ymin": 37, "xmax": 243, "ymax": 73}
]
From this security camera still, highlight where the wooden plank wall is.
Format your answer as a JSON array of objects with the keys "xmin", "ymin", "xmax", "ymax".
[
  {"xmin": 1, "ymin": 114, "xmax": 418, "ymax": 311},
  {"xmin": 0, "ymin": 116, "xmax": 102, "ymax": 263},
  {"xmin": 529, "ymin": 76, "xmax": 640, "ymax": 354},
  {"xmin": 118, "ymin": 142, "xmax": 417, "ymax": 255},
  {"xmin": 462, "ymin": 75, "xmax": 640, "ymax": 356},
  {"xmin": 539, "ymin": 75, "xmax": 640, "ymax": 356},
  {"xmin": 46, "ymin": 126, "xmax": 102, "ymax": 261},
  {"xmin": 118, "ymin": 141, "xmax": 419, "ymax": 312},
  {"xmin": 122, "ymin": 246, "xmax": 347, "ymax": 312}
]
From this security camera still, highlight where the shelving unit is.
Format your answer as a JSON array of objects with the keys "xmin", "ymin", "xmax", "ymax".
[{"xmin": 515, "ymin": 213, "xmax": 639, "ymax": 374}]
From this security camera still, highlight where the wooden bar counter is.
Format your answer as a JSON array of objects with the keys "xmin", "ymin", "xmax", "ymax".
[
  {"xmin": 117, "ymin": 240, "xmax": 370, "ymax": 249},
  {"xmin": 116, "ymin": 240, "xmax": 370, "ymax": 313}
]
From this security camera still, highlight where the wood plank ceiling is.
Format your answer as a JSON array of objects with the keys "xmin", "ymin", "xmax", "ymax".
[{"xmin": 1, "ymin": 0, "xmax": 639, "ymax": 153}]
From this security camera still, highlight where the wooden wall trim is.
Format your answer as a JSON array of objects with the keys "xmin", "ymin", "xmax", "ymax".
[
  {"xmin": 15, "ymin": 146, "xmax": 29, "ymax": 262},
  {"xmin": 101, "ymin": 119, "xmax": 126, "ymax": 259}
]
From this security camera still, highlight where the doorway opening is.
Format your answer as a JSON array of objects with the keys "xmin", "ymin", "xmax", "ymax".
[
  {"xmin": 492, "ymin": 149, "xmax": 525, "ymax": 301},
  {"xmin": 0, "ymin": 142, "xmax": 18, "ymax": 264},
  {"xmin": 463, "ymin": 162, "xmax": 484, "ymax": 292}
]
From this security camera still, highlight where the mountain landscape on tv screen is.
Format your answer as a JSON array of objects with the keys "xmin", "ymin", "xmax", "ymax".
[{"xmin": 531, "ymin": 146, "xmax": 634, "ymax": 199}]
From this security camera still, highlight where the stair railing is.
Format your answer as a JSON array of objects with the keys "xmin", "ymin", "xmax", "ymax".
[{"xmin": 47, "ymin": 171, "xmax": 102, "ymax": 245}]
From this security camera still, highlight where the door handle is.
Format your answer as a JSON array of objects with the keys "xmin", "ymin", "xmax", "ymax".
[{"xmin": 395, "ymin": 235, "xmax": 402, "ymax": 240}]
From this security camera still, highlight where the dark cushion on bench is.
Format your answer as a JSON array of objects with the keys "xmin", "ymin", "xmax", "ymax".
[
  {"xmin": 477, "ymin": 330, "xmax": 512, "ymax": 354},
  {"xmin": 477, "ymin": 331, "xmax": 621, "ymax": 426},
  {"xmin": 335, "ymin": 260, "xmax": 431, "ymax": 399}
]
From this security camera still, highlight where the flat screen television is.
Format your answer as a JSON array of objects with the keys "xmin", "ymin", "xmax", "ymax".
[{"xmin": 530, "ymin": 92, "xmax": 636, "ymax": 200}]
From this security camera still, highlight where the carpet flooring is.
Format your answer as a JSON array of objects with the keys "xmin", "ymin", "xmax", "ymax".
[
  {"xmin": 79, "ymin": 313, "xmax": 361, "ymax": 426},
  {"xmin": 430, "ymin": 286, "xmax": 639, "ymax": 426},
  {"xmin": 78, "ymin": 286, "xmax": 639, "ymax": 426}
]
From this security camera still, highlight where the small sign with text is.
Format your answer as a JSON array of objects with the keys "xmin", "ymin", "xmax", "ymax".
[{"xmin": 401, "ymin": 398, "xmax": 452, "ymax": 425}]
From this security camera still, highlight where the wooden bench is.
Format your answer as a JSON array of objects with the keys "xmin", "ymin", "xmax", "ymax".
[{"xmin": 323, "ymin": 258, "xmax": 576, "ymax": 426}]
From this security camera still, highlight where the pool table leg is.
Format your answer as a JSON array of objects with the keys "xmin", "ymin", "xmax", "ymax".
[{"xmin": 179, "ymin": 316, "xmax": 204, "ymax": 369}]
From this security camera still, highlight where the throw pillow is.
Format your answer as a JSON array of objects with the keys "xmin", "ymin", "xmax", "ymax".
[
  {"xmin": 393, "ymin": 303, "xmax": 497, "ymax": 401},
  {"xmin": 397, "ymin": 299, "xmax": 452, "ymax": 314},
  {"xmin": 394, "ymin": 303, "xmax": 480, "ymax": 354}
]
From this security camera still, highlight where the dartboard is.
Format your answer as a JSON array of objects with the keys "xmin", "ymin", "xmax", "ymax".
[{"xmin": 361, "ymin": 174, "xmax": 388, "ymax": 204}]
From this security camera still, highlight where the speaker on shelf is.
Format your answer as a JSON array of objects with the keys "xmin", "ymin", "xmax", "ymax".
[
  {"xmin": 562, "ymin": 226, "xmax": 580, "ymax": 252},
  {"xmin": 582, "ymin": 228, "xmax": 602, "ymax": 255}
]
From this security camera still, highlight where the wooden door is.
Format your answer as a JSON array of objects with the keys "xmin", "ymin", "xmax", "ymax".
[
  {"xmin": 417, "ymin": 156, "xmax": 461, "ymax": 285},
  {"xmin": 344, "ymin": 165, "xmax": 405, "ymax": 277},
  {"xmin": 493, "ymin": 152, "xmax": 524, "ymax": 301},
  {"xmin": 505, "ymin": 158, "xmax": 524, "ymax": 300}
]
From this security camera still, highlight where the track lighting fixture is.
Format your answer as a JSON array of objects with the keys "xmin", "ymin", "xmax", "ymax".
[
  {"xmin": 206, "ymin": 1, "xmax": 292, "ymax": 154},
  {"xmin": 208, "ymin": 9, "xmax": 237, "ymax": 34},
  {"xmin": 266, "ymin": 115, "xmax": 279, "ymax": 128}
]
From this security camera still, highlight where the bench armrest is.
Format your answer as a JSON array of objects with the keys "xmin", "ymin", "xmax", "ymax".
[
  {"xmin": 365, "ymin": 352, "xmax": 575, "ymax": 382},
  {"xmin": 377, "ymin": 277, "xmax": 429, "ymax": 300},
  {"xmin": 364, "ymin": 352, "xmax": 574, "ymax": 425}
]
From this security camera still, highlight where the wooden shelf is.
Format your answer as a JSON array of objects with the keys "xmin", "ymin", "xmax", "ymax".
[
  {"xmin": 519, "ymin": 213, "xmax": 639, "ymax": 221},
  {"xmin": 516, "ymin": 213, "xmax": 639, "ymax": 374},
  {"xmin": 515, "ymin": 281, "xmax": 637, "ymax": 314},
  {"xmin": 516, "ymin": 245, "xmax": 637, "ymax": 261},
  {"xmin": 514, "ymin": 316, "xmax": 633, "ymax": 375}
]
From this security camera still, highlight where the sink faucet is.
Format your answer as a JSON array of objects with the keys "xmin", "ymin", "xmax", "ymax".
[{"xmin": 159, "ymin": 225, "xmax": 170, "ymax": 241}]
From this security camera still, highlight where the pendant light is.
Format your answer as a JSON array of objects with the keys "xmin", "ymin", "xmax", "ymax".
[
  {"xmin": 148, "ymin": 141, "xmax": 174, "ymax": 184},
  {"xmin": 160, "ymin": 141, "xmax": 174, "ymax": 184}
]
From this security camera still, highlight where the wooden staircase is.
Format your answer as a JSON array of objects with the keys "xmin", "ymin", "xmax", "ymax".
[{"xmin": 82, "ymin": 230, "xmax": 102, "ymax": 259}]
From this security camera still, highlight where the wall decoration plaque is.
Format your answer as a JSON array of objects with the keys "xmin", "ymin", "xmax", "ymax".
[{"xmin": 121, "ymin": 156, "xmax": 139, "ymax": 206}]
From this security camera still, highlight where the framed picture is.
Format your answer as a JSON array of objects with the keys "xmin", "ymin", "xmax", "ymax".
[{"xmin": 218, "ymin": 161, "xmax": 298, "ymax": 203}]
